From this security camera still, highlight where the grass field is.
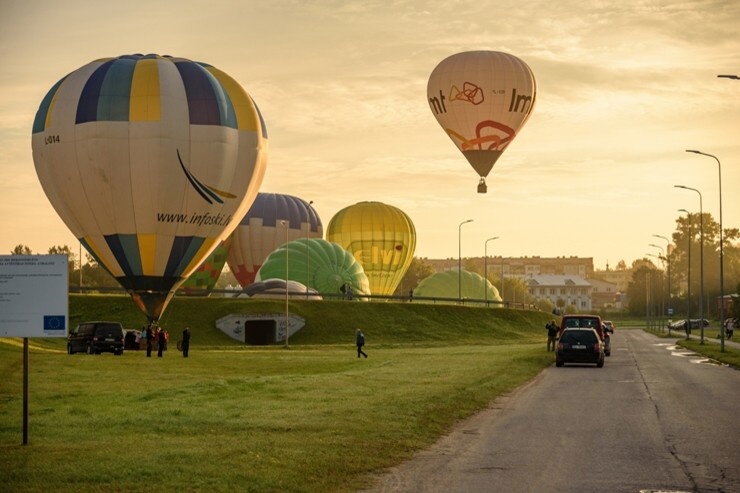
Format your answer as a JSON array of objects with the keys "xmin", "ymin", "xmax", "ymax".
[{"xmin": 1, "ymin": 295, "xmax": 554, "ymax": 492}]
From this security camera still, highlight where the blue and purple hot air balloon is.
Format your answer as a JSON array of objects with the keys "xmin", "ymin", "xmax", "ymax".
[{"xmin": 227, "ymin": 193, "xmax": 322, "ymax": 288}]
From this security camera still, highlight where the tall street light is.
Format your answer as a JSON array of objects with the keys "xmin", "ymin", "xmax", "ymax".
[
  {"xmin": 653, "ymin": 234, "xmax": 671, "ymax": 316},
  {"xmin": 649, "ymin": 243, "xmax": 666, "ymax": 326},
  {"xmin": 458, "ymin": 219, "xmax": 474, "ymax": 303},
  {"xmin": 717, "ymin": 74, "xmax": 740, "ymax": 80},
  {"xmin": 686, "ymin": 149, "xmax": 725, "ymax": 351},
  {"xmin": 679, "ymin": 209, "xmax": 692, "ymax": 339},
  {"xmin": 675, "ymin": 185, "xmax": 704, "ymax": 342},
  {"xmin": 484, "ymin": 236, "xmax": 499, "ymax": 306},
  {"xmin": 646, "ymin": 253, "xmax": 661, "ymax": 329},
  {"xmin": 305, "ymin": 200, "xmax": 314, "ymax": 299},
  {"xmin": 281, "ymin": 220, "xmax": 290, "ymax": 348}
]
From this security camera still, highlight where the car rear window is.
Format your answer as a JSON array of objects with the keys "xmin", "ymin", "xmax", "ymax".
[
  {"xmin": 94, "ymin": 324, "xmax": 123, "ymax": 337},
  {"xmin": 563, "ymin": 317, "xmax": 599, "ymax": 329},
  {"xmin": 561, "ymin": 330, "xmax": 597, "ymax": 344}
]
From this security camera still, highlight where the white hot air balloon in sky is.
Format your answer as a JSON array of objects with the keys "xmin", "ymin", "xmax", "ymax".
[{"xmin": 427, "ymin": 50, "xmax": 537, "ymax": 193}]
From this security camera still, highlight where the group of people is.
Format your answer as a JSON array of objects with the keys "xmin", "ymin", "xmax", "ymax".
[{"xmin": 141, "ymin": 324, "xmax": 191, "ymax": 358}]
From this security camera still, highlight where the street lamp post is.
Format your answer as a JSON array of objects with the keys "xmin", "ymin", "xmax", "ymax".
[
  {"xmin": 484, "ymin": 236, "xmax": 499, "ymax": 306},
  {"xmin": 675, "ymin": 185, "xmax": 704, "ymax": 343},
  {"xmin": 281, "ymin": 220, "xmax": 290, "ymax": 348},
  {"xmin": 717, "ymin": 74, "xmax": 740, "ymax": 80},
  {"xmin": 648, "ymin": 246, "xmax": 665, "ymax": 329},
  {"xmin": 653, "ymin": 234, "xmax": 671, "ymax": 317},
  {"xmin": 305, "ymin": 200, "xmax": 314, "ymax": 299},
  {"xmin": 679, "ymin": 208, "xmax": 692, "ymax": 340},
  {"xmin": 686, "ymin": 149, "xmax": 725, "ymax": 351},
  {"xmin": 458, "ymin": 219, "xmax": 474, "ymax": 303}
]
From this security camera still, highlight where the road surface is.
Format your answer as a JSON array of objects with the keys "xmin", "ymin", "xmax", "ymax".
[{"xmin": 365, "ymin": 330, "xmax": 740, "ymax": 493}]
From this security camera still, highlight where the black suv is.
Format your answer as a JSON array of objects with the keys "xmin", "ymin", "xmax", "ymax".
[{"xmin": 68, "ymin": 321, "xmax": 125, "ymax": 355}]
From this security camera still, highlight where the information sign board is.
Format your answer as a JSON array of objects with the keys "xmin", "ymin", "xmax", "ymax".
[{"xmin": 0, "ymin": 255, "xmax": 69, "ymax": 337}]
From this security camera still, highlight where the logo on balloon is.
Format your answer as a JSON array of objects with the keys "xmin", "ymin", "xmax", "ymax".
[
  {"xmin": 177, "ymin": 149, "xmax": 237, "ymax": 205},
  {"xmin": 449, "ymin": 82, "xmax": 484, "ymax": 105}
]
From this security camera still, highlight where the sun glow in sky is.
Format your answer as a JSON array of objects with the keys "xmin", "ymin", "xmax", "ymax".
[{"xmin": 1, "ymin": 0, "xmax": 738, "ymax": 270}]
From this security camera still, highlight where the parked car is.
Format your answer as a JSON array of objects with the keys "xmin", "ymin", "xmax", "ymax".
[
  {"xmin": 602, "ymin": 321, "xmax": 615, "ymax": 356},
  {"xmin": 67, "ymin": 321, "xmax": 125, "ymax": 355},
  {"xmin": 559, "ymin": 314, "xmax": 604, "ymax": 341},
  {"xmin": 556, "ymin": 328, "xmax": 605, "ymax": 368},
  {"xmin": 666, "ymin": 319, "xmax": 709, "ymax": 332}
]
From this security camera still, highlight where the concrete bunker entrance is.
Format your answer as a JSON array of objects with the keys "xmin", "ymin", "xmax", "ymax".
[{"xmin": 244, "ymin": 319, "xmax": 277, "ymax": 345}]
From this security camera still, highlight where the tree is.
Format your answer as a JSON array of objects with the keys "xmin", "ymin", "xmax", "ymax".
[
  {"xmin": 668, "ymin": 211, "xmax": 740, "ymax": 318},
  {"xmin": 11, "ymin": 244, "xmax": 33, "ymax": 255},
  {"xmin": 394, "ymin": 258, "xmax": 435, "ymax": 296}
]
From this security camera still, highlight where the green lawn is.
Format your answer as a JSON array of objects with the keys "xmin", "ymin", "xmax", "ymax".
[{"xmin": 0, "ymin": 295, "xmax": 554, "ymax": 492}]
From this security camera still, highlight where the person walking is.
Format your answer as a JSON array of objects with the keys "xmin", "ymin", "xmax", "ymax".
[
  {"xmin": 356, "ymin": 328, "xmax": 368, "ymax": 358},
  {"xmin": 546, "ymin": 320, "xmax": 559, "ymax": 352},
  {"xmin": 181, "ymin": 327, "xmax": 191, "ymax": 358}
]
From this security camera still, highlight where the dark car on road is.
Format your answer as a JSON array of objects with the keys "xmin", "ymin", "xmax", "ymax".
[
  {"xmin": 559, "ymin": 314, "xmax": 604, "ymax": 341},
  {"xmin": 67, "ymin": 321, "xmax": 125, "ymax": 355},
  {"xmin": 556, "ymin": 328, "xmax": 604, "ymax": 368}
]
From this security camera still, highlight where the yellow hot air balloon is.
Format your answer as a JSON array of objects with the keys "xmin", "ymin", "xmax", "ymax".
[
  {"xmin": 32, "ymin": 54, "xmax": 267, "ymax": 321},
  {"xmin": 326, "ymin": 201, "xmax": 416, "ymax": 296},
  {"xmin": 427, "ymin": 51, "xmax": 536, "ymax": 193}
]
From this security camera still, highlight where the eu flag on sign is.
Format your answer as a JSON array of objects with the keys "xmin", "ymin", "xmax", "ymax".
[{"xmin": 43, "ymin": 316, "xmax": 66, "ymax": 331}]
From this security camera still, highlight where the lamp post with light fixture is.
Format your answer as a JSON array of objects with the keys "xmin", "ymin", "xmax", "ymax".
[
  {"xmin": 675, "ymin": 185, "xmax": 704, "ymax": 343},
  {"xmin": 685, "ymin": 149, "xmax": 725, "ymax": 351},
  {"xmin": 484, "ymin": 236, "xmax": 499, "ymax": 306},
  {"xmin": 458, "ymin": 219, "xmax": 473, "ymax": 303}
]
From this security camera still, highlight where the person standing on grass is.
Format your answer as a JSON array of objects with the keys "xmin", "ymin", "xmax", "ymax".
[
  {"xmin": 181, "ymin": 327, "xmax": 191, "ymax": 358},
  {"xmin": 356, "ymin": 328, "xmax": 368, "ymax": 358},
  {"xmin": 546, "ymin": 320, "xmax": 558, "ymax": 352},
  {"xmin": 157, "ymin": 327, "xmax": 166, "ymax": 357},
  {"xmin": 145, "ymin": 324, "xmax": 154, "ymax": 357}
]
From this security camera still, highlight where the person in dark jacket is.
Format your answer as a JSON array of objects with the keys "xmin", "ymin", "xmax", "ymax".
[
  {"xmin": 157, "ymin": 328, "xmax": 166, "ymax": 357},
  {"xmin": 546, "ymin": 320, "xmax": 559, "ymax": 352},
  {"xmin": 356, "ymin": 328, "xmax": 368, "ymax": 358},
  {"xmin": 145, "ymin": 325, "xmax": 154, "ymax": 357},
  {"xmin": 181, "ymin": 327, "xmax": 191, "ymax": 358}
]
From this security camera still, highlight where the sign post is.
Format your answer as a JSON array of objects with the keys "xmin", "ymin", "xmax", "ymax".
[{"xmin": 0, "ymin": 255, "xmax": 69, "ymax": 445}]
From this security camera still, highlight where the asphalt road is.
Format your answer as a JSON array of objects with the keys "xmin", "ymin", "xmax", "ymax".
[{"xmin": 365, "ymin": 330, "xmax": 740, "ymax": 493}]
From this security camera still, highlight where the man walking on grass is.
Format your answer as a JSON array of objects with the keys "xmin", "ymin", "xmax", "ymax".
[{"xmin": 356, "ymin": 328, "xmax": 368, "ymax": 358}]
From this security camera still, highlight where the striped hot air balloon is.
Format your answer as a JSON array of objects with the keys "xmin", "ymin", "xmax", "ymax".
[
  {"xmin": 32, "ymin": 54, "xmax": 267, "ymax": 321},
  {"xmin": 227, "ymin": 193, "xmax": 322, "ymax": 288}
]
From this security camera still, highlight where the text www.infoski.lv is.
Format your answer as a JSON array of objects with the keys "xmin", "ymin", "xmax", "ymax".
[{"xmin": 156, "ymin": 211, "xmax": 232, "ymax": 227}]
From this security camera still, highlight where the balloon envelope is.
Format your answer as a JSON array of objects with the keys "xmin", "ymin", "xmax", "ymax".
[
  {"xmin": 32, "ymin": 54, "xmax": 267, "ymax": 321},
  {"xmin": 415, "ymin": 269, "xmax": 502, "ymax": 304},
  {"xmin": 427, "ymin": 51, "xmax": 536, "ymax": 192},
  {"xmin": 326, "ymin": 201, "xmax": 416, "ymax": 296},
  {"xmin": 179, "ymin": 238, "xmax": 232, "ymax": 296},
  {"xmin": 256, "ymin": 238, "xmax": 370, "ymax": 297},
  {"xmin": 227, "ymin": 193, "xmax": 322, "ymax": 288}
]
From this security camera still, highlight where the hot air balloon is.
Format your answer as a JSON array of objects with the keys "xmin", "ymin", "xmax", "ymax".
[
  {"xmin": 227, "ymin": 193, "xmax": 322, "ymax": 288},
  {"xmin": 32, "ymin": 54, "xmax": 267, "ymax": 321},
  {"xmin": 427, "ymin": 51, "xmax": 536, "ymax": 193},
  {"xmin": 414, "ymin": 269, "xmax": 502, "ymax": 304},
  {"xmin": 326, "ymin": 201, "xmax": 416, "ymax": 296},
  {"xmin": 256, "ymin": 238, "xmax": 370, "ymax": 298},
  {"xmin": 179, "ymin": 237, "xmax": 232, "ymax": 296}
]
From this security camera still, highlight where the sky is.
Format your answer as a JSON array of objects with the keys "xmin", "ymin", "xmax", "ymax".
[{"xmin": 1, "ymin": 0, "xmax": 739, "ymax": 271}]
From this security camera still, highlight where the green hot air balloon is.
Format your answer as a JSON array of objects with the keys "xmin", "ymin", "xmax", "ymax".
[
  {"xmin": 256, "ymin": 238, "xmax": 370, "ymax": 298},
  {"xmin": 415, "ymin": 269, "xmax": 501, "ymax": 304}
]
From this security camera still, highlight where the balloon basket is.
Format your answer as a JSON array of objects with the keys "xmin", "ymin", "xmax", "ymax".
[{"xmin": 477, "ymin": 178, "xmax": 487, "ymax": 194}]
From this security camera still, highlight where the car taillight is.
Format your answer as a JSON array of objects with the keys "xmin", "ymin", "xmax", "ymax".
[
  {"xmin": 593, "ymin": 343, "xmax": 601, "ymax": 353},
  {"xmin": 557, "ymin": 342, "xmax": 565, "ymax": 350}
]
